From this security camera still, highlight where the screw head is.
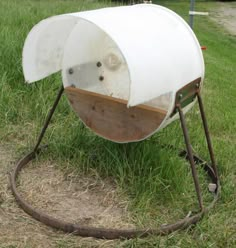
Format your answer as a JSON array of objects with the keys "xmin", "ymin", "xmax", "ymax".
[
  {"xmin": 96, "ymin": 62, "xmax": 102, "ymax": 67},
  {"xmin": 99, "ymin": 76, "xmax": 104, "ymax": 81},
  {"xmin": 179, "ymin": 94, "xmax": 183, "ymax": 100},
  {"xmin": 68, "ymin": 68, "xmax": 74, "ymax": 74}
]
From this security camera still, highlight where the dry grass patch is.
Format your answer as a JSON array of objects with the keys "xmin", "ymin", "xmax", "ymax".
[{"xmin": 0, "ymin": 145, "xmax": 134, "ymax": 248}]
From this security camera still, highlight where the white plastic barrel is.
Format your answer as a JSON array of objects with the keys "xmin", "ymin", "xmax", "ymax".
[{"xmin": 23, "ymin": 4, "xmax": 205, "ymax": 142}]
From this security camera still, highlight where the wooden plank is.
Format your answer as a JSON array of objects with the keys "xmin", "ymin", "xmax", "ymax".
[
  {"xmin": 66, "ymin": 87, "xmax": 167, "ymax": 115},
  {"xmin": 65, "ymin": 86, "xmax": 167, "ymax": 142}
]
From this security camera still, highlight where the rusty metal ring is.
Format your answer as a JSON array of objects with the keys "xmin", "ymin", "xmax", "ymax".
[{"xmin": 10, "ymin": 148, "xmax": 220, "ymax": 239}]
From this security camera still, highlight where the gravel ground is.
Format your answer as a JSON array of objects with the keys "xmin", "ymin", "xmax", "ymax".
[{"xmin": 211, "ymin": 2, "xmax": 236, "ymax": 36}]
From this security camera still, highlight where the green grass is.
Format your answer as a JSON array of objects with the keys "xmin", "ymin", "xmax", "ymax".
[{"xmin": 0, "ymin": 0, "xmax": 235, "ymax": 247}]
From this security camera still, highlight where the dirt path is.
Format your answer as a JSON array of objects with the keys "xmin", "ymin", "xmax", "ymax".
[
  {"xmin": 211, "ymin": 2, "xmax": 236, "ymax": 36},
  {"xmin": 0, "ymin": 144, "xmax": 133, "ymax": 248}
]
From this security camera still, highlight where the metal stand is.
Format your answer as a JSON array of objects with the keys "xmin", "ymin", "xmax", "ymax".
[
  {"xmin": 10, "ymin": 82, "xmax": 220, "ymax": 239},
  {"xmin": 173, "ymin": 78, "xmax": 219, "ymax": 213},
  {"xmin": 178, "ymin": 105, "xmax": 204, "ymax": 210},
  {"xmin": 34, "ymin": 85, "xmax": 64, "ymax": 152}
]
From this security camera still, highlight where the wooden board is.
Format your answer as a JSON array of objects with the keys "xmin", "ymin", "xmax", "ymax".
[{"xmin": 65, "ymin": 87, "xmax": 167, "ymax": 142}]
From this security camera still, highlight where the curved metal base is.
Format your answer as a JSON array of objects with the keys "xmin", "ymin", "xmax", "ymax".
[{"xmin": 10, "ymin": 147, "xmax": 220, "ymax": 239}]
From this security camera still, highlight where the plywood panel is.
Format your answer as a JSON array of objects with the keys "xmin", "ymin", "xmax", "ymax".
[{"xmin": 65, "ymin": 87, "xmax": 167, "ymax": 143}]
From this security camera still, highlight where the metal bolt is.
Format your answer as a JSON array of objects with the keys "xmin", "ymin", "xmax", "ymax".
[
  {"xmin": 96, "ymin": 62, "xmax": 102, "ymax": 67},
  {"xmin": 68, "ymin": 68, "xmax": 74, "ymax": 74},
  {"xmin": 99, "ymin": 76, "xmax": 104, "ymax": 81},
  {"xmin": 179, "ymin": 94, "xmax": 183, "ymax": 100}
]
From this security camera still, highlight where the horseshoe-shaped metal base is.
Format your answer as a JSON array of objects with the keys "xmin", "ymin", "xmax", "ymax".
[{"xmin": 9, "ymin": 147, "xmax": 220, "ymax": 239}]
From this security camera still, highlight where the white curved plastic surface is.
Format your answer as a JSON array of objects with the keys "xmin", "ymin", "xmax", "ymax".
[
  {"xmin": 23, "ymin": 15, "xmax": 78, "ymax": 83},
  {"xmin": 62, "ymin": 18, "xmax": 130, "ymax": 100},
  {"xmin": 22, "ymin": 4, "xmax": 204, "ymax": 137}
]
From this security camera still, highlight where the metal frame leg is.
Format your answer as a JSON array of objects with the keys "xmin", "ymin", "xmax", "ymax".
[
  {"xmin": 197, "ymin": 92, "xmax": 219, "ymax": 183},
  {"xmin": 177, "ymin": 104, "xmax": 204, "ymax": 211},
  {"xmin": 173, "ymin": 78, "xmax": 220, "ymax": 210},
  {"xmin": 34, "ymin": 85, "xmax": 64, "ymax": 152}
]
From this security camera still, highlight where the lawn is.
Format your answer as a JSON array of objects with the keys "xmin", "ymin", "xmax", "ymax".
[{"xmin": 0, "ymin": 0, "xmax": 235, "ymax": 247}]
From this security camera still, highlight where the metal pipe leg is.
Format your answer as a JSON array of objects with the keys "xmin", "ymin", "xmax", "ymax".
[
  {"xmin": 177, "ymin": 105, "xmax": 204, "ymax": 211},
  {"xmin": 197, "ymin": 93, "xmax": 219, "ymax": 182},
  {"xmin": 34, "ymin": 85, "xmax": 64, "ymax": 152}
]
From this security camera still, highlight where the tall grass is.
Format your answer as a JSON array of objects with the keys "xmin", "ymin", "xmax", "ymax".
[{"xmin": 0, "ymin": 0, "xmax": 235, "ymax": 246}]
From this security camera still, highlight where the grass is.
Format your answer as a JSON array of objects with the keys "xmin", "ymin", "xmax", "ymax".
[{"xmin": 0, "ymin": 0, "xmax": 235, "ymax": 247}]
